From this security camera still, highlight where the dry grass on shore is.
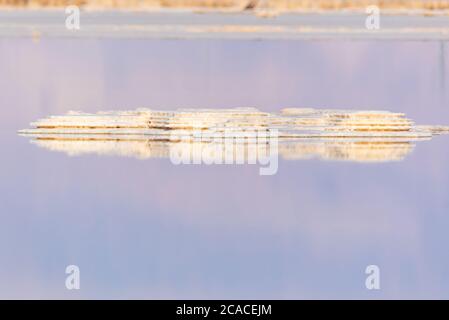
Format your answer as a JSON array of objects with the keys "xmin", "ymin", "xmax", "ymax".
[{"xmin": 1, "ymin": 0, "xmax": 449, "ymax": 11}]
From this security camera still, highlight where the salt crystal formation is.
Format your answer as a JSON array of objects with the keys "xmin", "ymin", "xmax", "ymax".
[{"xmin": 18, "ymin": 108, "xmax": 449, "ymax": 163}]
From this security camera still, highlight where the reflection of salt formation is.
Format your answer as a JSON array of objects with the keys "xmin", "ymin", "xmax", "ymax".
[
  {"xmin": 19, "ymin": 108, "xmax": 449, "ymax": 163},
  {"xmin": 279, "ymin": 140, "xmax": 415, "ymax": 162},
  {"xmin": 29, "ymin": 138, "xmax": 416, "ymax": 163}
]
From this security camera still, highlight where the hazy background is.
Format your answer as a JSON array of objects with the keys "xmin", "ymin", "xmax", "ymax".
[{"xmin": 2, "ymin": 0, "xmax": 449, "ymax": 11}]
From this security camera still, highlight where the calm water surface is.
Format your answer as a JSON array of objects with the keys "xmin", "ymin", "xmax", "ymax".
[{"xmin": 0, "ymin": 38, "xmax": 449, "ymax": 298}]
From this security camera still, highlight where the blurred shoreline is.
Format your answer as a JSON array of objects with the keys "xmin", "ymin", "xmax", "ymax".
[
  {"xmin": 1, "ymin": 0, "xmax": 449, "ymax": 15},
  {"xmin": 1, "ymin": 9, "xmax": 449, "ymax": 40}
]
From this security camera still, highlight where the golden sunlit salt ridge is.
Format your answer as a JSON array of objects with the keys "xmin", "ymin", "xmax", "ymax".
[{"xmin": 18, "ymin": 108, "xmax": 449, "ymax": 163}]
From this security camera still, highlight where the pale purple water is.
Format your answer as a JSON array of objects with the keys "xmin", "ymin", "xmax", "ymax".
[{"xmin": 0, "ymin": 38, "xmax": 449, "ymax": 299}]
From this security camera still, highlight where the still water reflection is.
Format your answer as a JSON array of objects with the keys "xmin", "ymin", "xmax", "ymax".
[{"xmin": 1, "ymin": 38, "xmax": 449, "ymax": 299}]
